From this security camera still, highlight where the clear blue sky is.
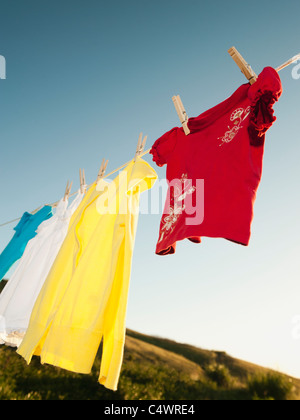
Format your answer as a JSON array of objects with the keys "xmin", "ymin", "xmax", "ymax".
[{"xmin": 1, "ymin": 0, "xmax": 300, "ymax": 378}]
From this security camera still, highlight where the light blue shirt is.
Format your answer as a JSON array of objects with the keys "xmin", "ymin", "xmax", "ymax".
[{"xmin": 0, "ymin": 206, "xmax": 53, "ymax": 281}]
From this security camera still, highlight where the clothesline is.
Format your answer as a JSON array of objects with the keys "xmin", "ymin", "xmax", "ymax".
[
  {"xmin": 55, "ymin": 148, "xmax": 151, "ymax": 205},
  {"xmin": 276, "ymin": 53, "xmax": 300, "ymax": 72},
  {"xmin": 0, "ymin": 148, "xmax": 151, "ymax": 228}
]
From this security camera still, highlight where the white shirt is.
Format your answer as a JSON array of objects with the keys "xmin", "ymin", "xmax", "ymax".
[{"xmin": 0, "ymin": 191, "xmax": 84, "ymax": 347}]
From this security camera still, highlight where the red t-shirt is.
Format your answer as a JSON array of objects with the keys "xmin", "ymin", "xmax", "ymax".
[{"xmin": 150, "ymin": 67, "xmax": 282, "ymax": 255}]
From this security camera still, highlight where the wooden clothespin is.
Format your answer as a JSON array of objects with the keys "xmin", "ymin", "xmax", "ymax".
[
  {"xmin": 97, "ymin": 158, "xmax": 109, "ymax": 183},
  {"xmin": 64, "ymin": 180, "xmax": 73, "ymax": 201},
  {"xmin": 134, "ymin": 132, "xmax": 147, "ymax": 162},
  {"xmin": 228, "ymin": 47, "xmax": 258, "ymax": 85},
  {"xmin": 79, "ymin": 169, "xmax": 86, "ymax": 194},
  {"xmin": 172, "ymin": 95, "xmax": 190, "ymax": 135}
]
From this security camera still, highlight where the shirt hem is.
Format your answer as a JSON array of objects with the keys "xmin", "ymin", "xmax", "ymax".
[{"xmin": 156, "ymin": 232, "xmax": 250, "ymax": 255}]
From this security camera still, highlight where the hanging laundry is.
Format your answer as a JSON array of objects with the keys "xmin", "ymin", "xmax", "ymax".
[
  {"xmin": 0, "ymin": 191, "xmax": 84, "ymax": 347},
  {"xmin": 17, "ymin": 159, "xmax": 157, "ymax": 391},
  {"xmin": 150, "ymin": 67, "xmax": 282, "ymax": 255},
  {"xmin": 0, "ymin": 206, "xmax": 53, "ymax": 281}
]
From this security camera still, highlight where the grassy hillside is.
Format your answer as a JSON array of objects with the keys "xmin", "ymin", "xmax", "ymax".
[{"xmin": 0, "ymin": 280, "xmax": 299, "ymax": 400}]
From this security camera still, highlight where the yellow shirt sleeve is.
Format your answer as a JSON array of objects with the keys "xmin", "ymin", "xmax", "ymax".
[{"xmin": 99, "ymin": 159, "xmax": 158, "ymax": 390}]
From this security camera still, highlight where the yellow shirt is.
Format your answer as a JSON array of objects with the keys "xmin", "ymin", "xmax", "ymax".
[{"xmin": 17, "ymin": 159, "xmax": 158, "ymax": 391}]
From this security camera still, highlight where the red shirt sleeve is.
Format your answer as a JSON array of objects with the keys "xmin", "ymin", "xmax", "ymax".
[
  {"xmin": 150, "ymin": 128, "xmax": 179, "ymax": 167},
  {"xmin": 248, "ymin": 67, "xmax": 282, "ymax": 138}
]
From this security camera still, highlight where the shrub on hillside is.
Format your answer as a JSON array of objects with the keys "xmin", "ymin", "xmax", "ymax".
[
  {"xmin": 205, "ymin": 363, "xmax": 232, "ymax": 388},
  {"xmin": 248, "ymin": 372, "xmax": 292, "ymax": 401}
]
